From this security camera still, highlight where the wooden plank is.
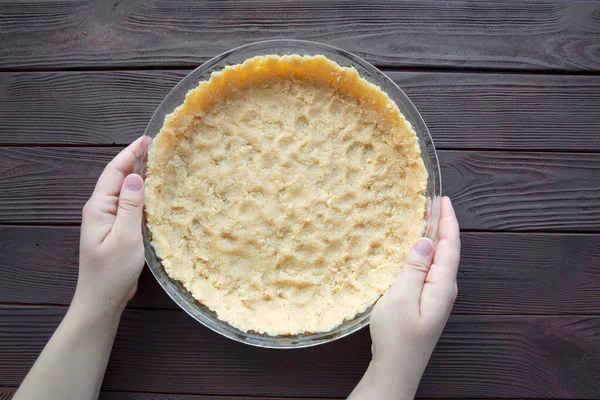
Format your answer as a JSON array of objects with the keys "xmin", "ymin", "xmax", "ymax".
[
  {"xmin": 440, "ymin": 151, "xmax": 600, "ymax": 231},
  {"xmin": 0, "ymin": 147, "xmax": 114, "ymax": 224},
  {"xmin": 0, "ymin": 388, "xmax": 335, "ymax": 400},
  {"xmin": 0, "ymin": 71, "xmax": 183, "ymax": 145},
  {"xmin": 0, "ymin": 306, "xmax": 598, "ymax": 398},
  {"xmin": 99, "ymin": 394, "xmax": 331, "ymax": 400},
  {"xmin": 0, "ymin": 388, "xmax": 526, "ymax": 400},
  {"xmin": 0, "ymin": 390, "xmax": 527, "ymax": 400},
  {"xmin": 0, "ymin": 147, "xmax": 599, "ymax": 231},
  {"xmin": 2, "ymin": 71, "xmax": 600, "ymax": 151},
  {"xmin": 2, "ymin": 226, "xmax": 600, "ymax": 316},
  {"xmin": 391, "ymin": 72, "xmax": 600, "ymax": 151},
  {"xmin": 0, "ymin": 225, "xmax": 174, "ymax": 309},
  {"xmin": 0, "ymin": 388, "xmax": 10, "ymax": 400},
  {"xmin": 1, "ymin": 1, "xmax": 599, "ymax": 71},
  {"xmin": 455, "ymin": 232, "xmax": 600, "ymax": 315}
]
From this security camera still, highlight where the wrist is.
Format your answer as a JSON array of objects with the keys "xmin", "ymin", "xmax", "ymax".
[
  {"xmin": 350, "ymin": 359, "xmax": 419, "ymax": 400},
  {"xmin": 69, "ymin": 292, "xmax": 124, "ymax": 332}
]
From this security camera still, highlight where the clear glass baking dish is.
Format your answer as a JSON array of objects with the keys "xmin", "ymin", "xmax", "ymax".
[{"xmin": 141, "ymin": 39, "xmax": 441, "ymax": 348}]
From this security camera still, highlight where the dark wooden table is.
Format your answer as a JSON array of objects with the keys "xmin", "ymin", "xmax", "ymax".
[{"xmin": 1, "ymin": 1, "xmax": 600, "ymax": 399}]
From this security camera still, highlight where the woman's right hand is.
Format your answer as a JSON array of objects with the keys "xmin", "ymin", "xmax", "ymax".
[{"xmin": 350, "ymin": 196, "xmax": 461, "ymax": 399}]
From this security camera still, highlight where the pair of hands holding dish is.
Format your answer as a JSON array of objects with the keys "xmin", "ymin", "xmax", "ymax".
[{"xmin": 15, "ymin": 137, "xmax": 460, "ymax": 400}]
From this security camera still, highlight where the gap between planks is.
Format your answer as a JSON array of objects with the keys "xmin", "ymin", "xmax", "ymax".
[
  {"xmin": 2, "ymin": 143, "xmax": 600, "ymax": 156},
  {"xmin": 1, "ymin": 303, "xmax": 600, "ymax": 317},
  {"xmin": 2, "ymin": 64, "xmax": 600, "ymax": 76},
  {"xmin": 1, "ymin": 222, "xmax": 598, "ymax": 235},
  {"xmin": 0, "ymin": 386, "xmax": 519, "ymax": 400},
  {"xmin": 0, "ymin": 386, "xmax": 340, "ymax": 400}
]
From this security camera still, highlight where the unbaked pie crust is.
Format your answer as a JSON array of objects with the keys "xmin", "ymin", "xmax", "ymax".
[{"xmin": 145, "ymin": 55, "xmax": 427, "ymax": 335}]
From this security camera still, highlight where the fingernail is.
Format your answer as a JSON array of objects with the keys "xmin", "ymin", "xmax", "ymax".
[
  {"xmin": 125, "ymin": 175, "xmax": 142, "ymax": 191},
  {"xmin": 414, "ymin": 239, "xmax": 433, "ymax": 256}
]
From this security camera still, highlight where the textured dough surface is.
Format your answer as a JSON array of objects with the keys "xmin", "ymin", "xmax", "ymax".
[{"xmin": 145, "ymin": 55, "xmax": 427, "ymax": 336}]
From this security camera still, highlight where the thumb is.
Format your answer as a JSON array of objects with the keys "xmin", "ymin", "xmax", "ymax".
[
  {"xmin": 113, "ymin": 174, "xmax": 144, "ymax": 241},
  {"xmin": 386, "ymin": 238, "xmax": 435, "ymax": 313}
]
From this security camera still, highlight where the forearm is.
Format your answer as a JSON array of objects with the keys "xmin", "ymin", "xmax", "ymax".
[
  {"xmin": 13, "ymin": 302, "xmax": 122, "ymax": 400},
  {"xmin": 348, "ymin": 360, "xmax": 420, "ymax": 400}
]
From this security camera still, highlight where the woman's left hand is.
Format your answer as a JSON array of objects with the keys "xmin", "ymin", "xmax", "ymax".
[{"xmin": 73, "ymin": 136, "xmax": 151, "ymax": 317}]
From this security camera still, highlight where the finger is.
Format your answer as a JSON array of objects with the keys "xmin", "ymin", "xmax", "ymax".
[
  {"xmin": 112, "ymin": 174, "xmax": 145, "ymax": 243},
  {"xmin": 90, "ymin": 137, "xmax": 144, "ymax": 202},
  {"xmin": 385, "ymin": 238, "xmax": 435, "ymax": 314},
  {"xmin": 431, "ymin": 196, "xmax": 461, "ymax": 280},
  {"xmin": 421, "ymin": 197, "xmax": 461, "ymax": 318},
  {"xmin": 81, "ymin": 137, "xmax": 146, "ymax": 244},
  {"xmin": 133, "ymin": 136, "xmax": 152, "ymax": 179}
]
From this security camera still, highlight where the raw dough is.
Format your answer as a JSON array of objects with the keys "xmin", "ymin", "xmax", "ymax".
[{"xmin": 145, "ymin": 55, "xmax": 427, "ymax": 336}]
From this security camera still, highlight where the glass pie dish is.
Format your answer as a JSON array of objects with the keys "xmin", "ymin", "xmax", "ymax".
[{"xmin": 141, "ymin": 39, "xmax": 441, "ymax": 349}]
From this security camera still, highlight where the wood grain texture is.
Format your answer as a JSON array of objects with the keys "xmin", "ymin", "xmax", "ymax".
[
  {"xmin": 1, "ymin": 147, "xmax": 599, "ymax": 231},
  {"xmin": 1, "ymin": 1, "xmax": 599, "ymax": 71},
  {"xmin": 0, "ymin": 391, "xmax": 528, "ymax": 400},
  {"xmin": 99, "ymin": 394, "xmax": 331, "ymax": 400},
  {"xmin": 0, "ymin": 147, "xmax": 114, "ymax": 224},
  {"xmin": 0, "ymin": 70, "xmax": 183, "ymax": 145},
  {"xmin": 391, "ymin": 72, "xmax": 600, "ymax": 151},
  {"xmin": 0, "ymin": 225, "xmax": 173, "ymax": 309},
  {"xmin": 2, "ymin": 226, "xmax": 600, "ymax": 315},
  {"xmin": 0, "ymin": 306, "xmax": 598, "ymax": 398},
  {"xmin": 0, "ymin": 388, "xmax": 334, "ymax": 400},
  {"xmin": 440, "ymin": 151, "xmax": 600, "ymax": 231},
  {"xmin": 0, "ymin": 225, "xmax": 80, "ymax": 305},
  {"xmin": 0, "ymin": 389, "xmax": 526, "ymax": 400},
  {"xmin": 456, "ymin": 232, "xmax": 600, "ymax": 315},
  {"xmin": 2, "ymin": 70, "xmax": 600, "ymax": 150},
  {"xmin": 0, "ymin": 392, "xmax": 526, "ymax": 400}
]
